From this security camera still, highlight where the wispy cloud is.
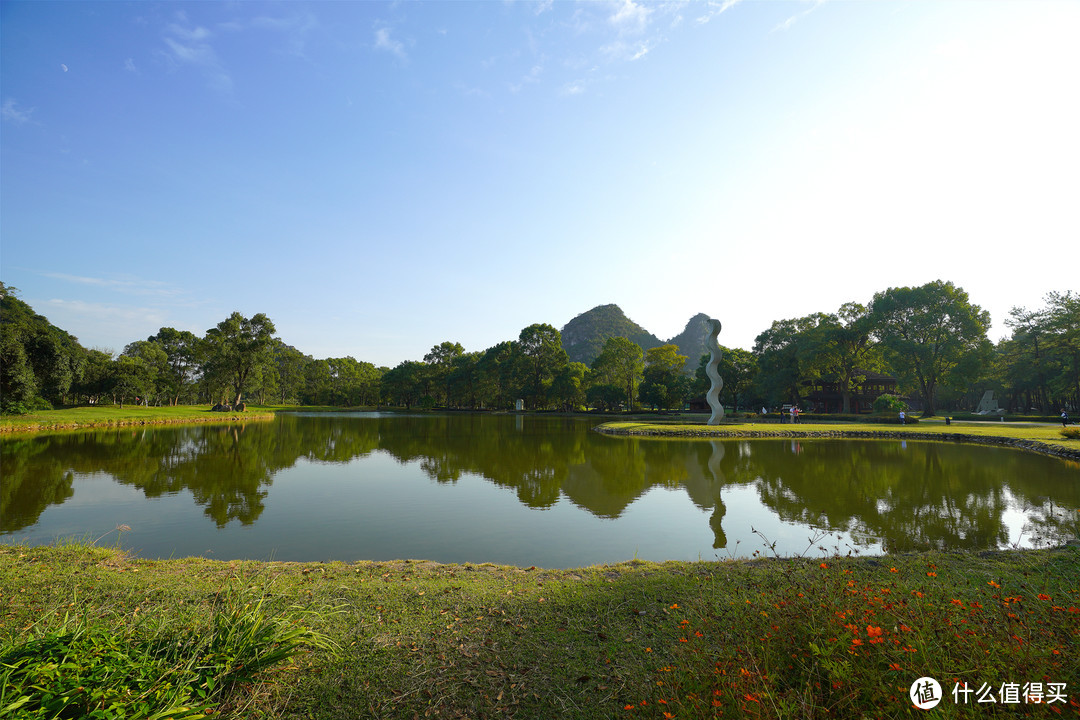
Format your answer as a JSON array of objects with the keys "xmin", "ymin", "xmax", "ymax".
[
  {"xmin": 374, "ymin": 27, "xmax": 408, "ymax": 62},
  {"xmin": 43, "ymin": 272, "xmax": 184, "ymax": 298},
  {"xmin": 773, "ymin": 0, "xmax": 826, "ymax": 32},
  {"xmin": 1, "ymin": 98, "xmax": 34, "ymax": 124},
  {"xmin": 695, "ymin": 0, "xmax": 744, "ymax": 25},
  {"xmin": 162, "ymin": 16, "xmax": 232, "ymax": 93},
  {"xmin": 251, "ymin": 11, "xmax": 320, "ymax": 59},
  {"xmin": 509, "ymin": 64, "xmax": 544, "ymax": 93}
]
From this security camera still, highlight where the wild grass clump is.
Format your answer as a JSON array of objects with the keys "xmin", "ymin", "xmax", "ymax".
[
  {"xmin": 0, "ymin": 582, "xmax": 335, "ymax": 719},
  {"xmin": 1061, "ymin": 427, "xmax": 1080, "ymax": 440}
]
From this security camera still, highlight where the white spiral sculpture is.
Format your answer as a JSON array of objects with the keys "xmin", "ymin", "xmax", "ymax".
[{"xmin": 705, "ymin": 318, "xmax": 725, "ymax": 425}]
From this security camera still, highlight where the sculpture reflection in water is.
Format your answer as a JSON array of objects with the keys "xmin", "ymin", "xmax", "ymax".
[{"xmin": 3, "ymin": 415, "xmax": 1078, "ymax": 554}]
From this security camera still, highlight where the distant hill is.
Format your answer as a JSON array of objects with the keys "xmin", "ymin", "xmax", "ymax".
[
  {"xmin": 560, "ymin": 305, "xmax": 719, "ymax": 371},
  {"xmin": 560, "ymin": 304, "xmax": 663, "ymax": 366},
  {"xmin": 665, "ymin": 313, "xmax": 714, "ymax": 371}
]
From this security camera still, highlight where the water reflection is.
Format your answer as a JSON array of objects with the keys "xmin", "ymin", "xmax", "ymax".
[{"xmin": 2, "ymin": 414, "xmax": 1077, "ymax": 558}]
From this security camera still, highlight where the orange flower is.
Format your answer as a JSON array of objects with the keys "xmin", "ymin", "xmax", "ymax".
[
  {"xmin": 624, "ymin": 704, "xmax": 635, "ymax": 710},
  {"xmin": 1038, "ymin": 593, "xmax": 1052, "ymax": 601},
  {"xmin": 950, "ymin": 599, "xmax": 963, "ymax": 605},
  {"xmin": 889, "ymin": 567, "xmax": 898, "ymax": 573},
  {"xmin": 889, "ymin": 663, "xmax": 902, "ymax": 671},
  {"xmin": 851, "ymin": 638, "xmax": 863, "ymax": 646},
  {"xmin": 927, "ymin": 572, "xmax": 937, "ymax": 577},
  {"xmin": 988, "ymin": 580, "xmax": 1001, "ymax": 588},
  {"xmin": 820, "ymin": 563, "xmax": 828, "ymax": 569},
  {"xmin": 866, "ymin": 625, "xmax": 883, "ymax": 637},
  {"xmin": 663, "ymin": 713, "xmax": 675, "ymax": 719},
  {"xmin": 670, "ymin": 603, "xmax": 680, "ymax": 609},
  {"xmin": 744, "ymin": 693, "xmax": 760, "ymax": 703}
]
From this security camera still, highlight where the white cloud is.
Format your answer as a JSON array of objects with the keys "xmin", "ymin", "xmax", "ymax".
[
  {"xmin": 41, "ymin": 299, "xmax": 170, "ymax": 349},
  {"xmin": 609, "ymin": 0, "xmax": 651, "ymax": 34},
  {"xmin": 374, "ymin": 27, "xmax": 408, "ymax": 62},
  {"xmin": 1, "ymin": 98, "xmax": 34, "ymax": 124},
  {"xmin": 124, "ymin": 58, "xmax": 137, "ymax": 73},
  {"xmin": 561, "ymin": 80, "xmax": 585, "ymax": 96}
]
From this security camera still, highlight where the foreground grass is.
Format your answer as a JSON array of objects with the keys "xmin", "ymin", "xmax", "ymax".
[{"xmin": 2, "ymin": 542, "xmax": 1078, "ymax": 719}]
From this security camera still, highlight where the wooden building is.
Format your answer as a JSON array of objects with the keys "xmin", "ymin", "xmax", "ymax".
[{"xmin": 804, "ymin": 369, "xmax": 899, "ymax": 414}]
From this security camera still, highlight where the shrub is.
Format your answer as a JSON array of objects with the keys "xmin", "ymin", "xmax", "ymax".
[
  {"xmin": 872, "ymin": 394, "xmax": 907, "ymax": 414},
  {"xmin": 1061, "ymin": 427, "xmax": 1080, "ymax": 440}
]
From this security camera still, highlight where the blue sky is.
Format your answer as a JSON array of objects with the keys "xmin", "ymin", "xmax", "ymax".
[{"xmin": 3, "ymin": 0, "xmax": 1078, "ymax": 367}]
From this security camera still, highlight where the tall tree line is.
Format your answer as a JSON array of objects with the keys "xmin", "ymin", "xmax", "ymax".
[{"xmin": 3, "ymin": 281, "xmax": 1078, "ymax": 416}]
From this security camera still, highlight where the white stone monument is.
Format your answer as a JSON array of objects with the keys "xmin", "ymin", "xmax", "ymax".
[{"xmin": 704, "ymin": 318, "xmax": 725, "ymax": 425}]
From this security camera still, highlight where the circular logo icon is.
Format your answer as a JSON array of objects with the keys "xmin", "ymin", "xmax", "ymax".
[{"xmin": 910, "ymin": 677, "xmax": 943, "ymax": 710}]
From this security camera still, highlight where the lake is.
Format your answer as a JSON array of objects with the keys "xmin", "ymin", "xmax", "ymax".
[{"xmin": 2, "ymin": 413, "xmax": 1078, "ymax": 568}]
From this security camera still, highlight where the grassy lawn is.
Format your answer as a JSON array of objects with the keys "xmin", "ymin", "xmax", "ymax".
[
  {"xmin": 0, "ymin": 405, "xmax": 277, "ymax": 434},
  {"xmin": 2, "ymin": 542, "xmax": 1078, "ymax": 719},
  {"xmin": 596, "ymin": 418, "xmax": 1080, "ymax": 459}
]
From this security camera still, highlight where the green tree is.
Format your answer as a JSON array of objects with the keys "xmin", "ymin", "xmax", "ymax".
[
  {"xmin": 382, "ymin": 360, "xmax": 426, "ymax": 409},
  {"xmin": 717, "ymin": 346, "xmax": 758, "ymax": 413},
  {"xmin": 110, "ymin": 355, "xmax": 155, "ymax": 407},
  {"xmin": 869, "ymin": 280, "xmax": 992, "ymax": 417},
  {"xmin": 0, "ymin": 283, "xmax": 87, "ymax": 410},
  {"xmin": 591, "ymin": 337, "xmax": 644, "ymax": 410},
  {"xmin": 448, "ymin": 352, "xmax": 482, "ymax": 409},
  {"xmin": 121, "ymin": 340, "xmax": 169, "ymax": 404},
  {"xmin": 551, "ymin": 361, "xmax": 589, "ymax": 411},
  {"xmin": 272, "ymin": 341, "xmax": 310, "ymax": 405},
  {"xmin": 516, "ymin": 324, "xmax": 568, "ymax": 410},
  {"xmin": 477, "ymin": 341, "xmax": 517, "ymax": 410},
  {"xmin": 806, "ymin": 303, "xmax": 883, "ymax": 413},
  {"xmin": 147, "ymin": 327, "xmax": 203, "ymax": 405},
  {"xmin": 203, "ymin": 312, "xmax": 277, "ymax": 407},
  {"xmin": 753, "ymin": 314, "xmax": 831, "ymax": 406},
  {"xmin": 640, "ymin": 344, "xmax": 688, "ymax": 410},
  {"xmin": 1043, "ymin": 291, "xmax": 1080, "ymax": 410},
  {"xmin": 424, "ymin": 341, "xmax": 465, "ymax": 407},
  {"xmin": 75, "ymin": 349, "xmax": 114, "ymax": 405}
]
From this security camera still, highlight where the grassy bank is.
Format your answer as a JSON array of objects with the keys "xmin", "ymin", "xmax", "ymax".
[
  {"xmin": 2, "ymin": 542, "xmax": 1078, "ymax": 718},
  {"xmin": 0, "ymin": 404, "xmax": 279, "ymax": 434},
  {"xmin": 596, "ymin": 419, "xmax": 1080, "ymax": 462}
]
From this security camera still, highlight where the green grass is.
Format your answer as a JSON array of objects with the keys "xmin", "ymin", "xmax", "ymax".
[
  {"xmin": 596, "ymin": 418, "xmax": 1080, "ymax": 459},
  {"xmin": 0, "ymin": 405, "xmax": 277, "ymax": 434},
  {"xmin": 2, "ymin": 541, "xmax": 1078, "ymax": 719}
]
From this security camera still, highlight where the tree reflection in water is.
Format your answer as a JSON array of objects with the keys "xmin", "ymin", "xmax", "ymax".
[{"xmin": 2, "ymin": 415, "xmax": 1077, "ymax": 554}]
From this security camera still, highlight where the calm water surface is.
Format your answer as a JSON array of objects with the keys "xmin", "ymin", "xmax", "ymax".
[{"xmin": 2, "ymin": 414, "xmax": 1077, "ymax": 567}]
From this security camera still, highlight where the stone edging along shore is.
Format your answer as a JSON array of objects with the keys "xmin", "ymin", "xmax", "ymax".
[{"xmin": 594, "ymin": 424, "xmax": 1080, "ymax": 463}]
